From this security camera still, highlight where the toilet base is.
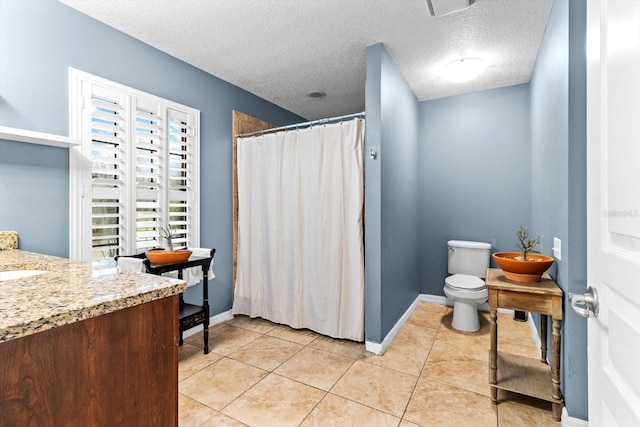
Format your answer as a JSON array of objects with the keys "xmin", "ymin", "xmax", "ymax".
[
  {"xmin": 451, "ymin": 300, "xmax": 481, "ymax": 332},
  {"xmin": 443, "ymin": 281, "xmax": 488, "ymax": 333}
]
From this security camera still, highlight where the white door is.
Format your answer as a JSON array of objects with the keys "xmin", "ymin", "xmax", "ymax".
[{"xmin": 584, "ymin": 0, "xmax": 640, "ymax": 425}]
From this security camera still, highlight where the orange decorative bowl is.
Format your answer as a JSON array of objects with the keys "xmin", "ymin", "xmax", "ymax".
[
  {"xmin": 492, "ymin": 252, "xmax": 554, "ymax": 283},
  {"xmin": 145, "ymin": 249, "xmax": 192, "ymax": 265}
]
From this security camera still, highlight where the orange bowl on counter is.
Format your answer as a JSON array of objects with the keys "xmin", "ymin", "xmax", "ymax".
[
  {"xmin": 492, "ymin": 252, "xmax": 554, "ymax": 283},
  {"xmin": 145, "ymin": 249, "xmax": 192, "ymax": 265}
]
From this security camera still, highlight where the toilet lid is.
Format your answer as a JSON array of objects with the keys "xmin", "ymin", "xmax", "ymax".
[{"xmin": 446, "ymin": 274, "xmax": 485, "ymax": 290}]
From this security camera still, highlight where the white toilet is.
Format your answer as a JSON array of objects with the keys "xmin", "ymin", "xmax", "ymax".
[{"xmin": 443, "ymin": 240, "xmax": 492, "ymax": 332}]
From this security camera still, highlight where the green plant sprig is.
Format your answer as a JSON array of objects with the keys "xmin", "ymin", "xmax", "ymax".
[
  {"xmin": 516, "ymin": 226, "xmax": 543, "ymax": 261},
  {"xmin": 159, "ymin": 226, "xmax": 175, "ymax": 252}
]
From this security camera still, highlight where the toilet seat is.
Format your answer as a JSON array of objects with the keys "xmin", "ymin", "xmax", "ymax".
[{"xmin": 445, "ymin": 274, "xmax": 485, "ymax": 291}]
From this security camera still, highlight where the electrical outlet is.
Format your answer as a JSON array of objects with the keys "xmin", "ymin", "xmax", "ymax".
[{"xmin": 553, "ymin": 237, "xmax": 562, "ymax": 261}]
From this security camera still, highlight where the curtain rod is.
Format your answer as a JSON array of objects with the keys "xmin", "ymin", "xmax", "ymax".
[{"xmin": 236, "ymin": 111, "xmax": 365, "ymax": 138}]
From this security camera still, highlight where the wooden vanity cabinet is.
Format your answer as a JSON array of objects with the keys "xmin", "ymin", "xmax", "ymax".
[
  {"xmin": 485, "ymin": 268, "xmax": 564, "ymax": 421},
  {"xmin": 0, "ymin": 296, "xmax": 179, "ymax": 426}
]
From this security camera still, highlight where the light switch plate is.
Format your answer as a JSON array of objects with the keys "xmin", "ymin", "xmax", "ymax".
[{"xmin": 553, "ymin": 237, "xmax": 562, "ymax": 261}]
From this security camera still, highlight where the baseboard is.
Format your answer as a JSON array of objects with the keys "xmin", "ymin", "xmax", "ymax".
[
  {"xmin": 365, "ymin": 293, "xmax": 519, "ymax": 355},
  {"xmin": 527, "ymin": 313, "xmax": 545, "ymax": 361},
  {"xmin": 365, "ymin": 295, "xmax": 423, "ymax": 355},
  {"xmin": 182, "ymin": 309, "xmax": 234, "ymax": 339},
  {"xmin": 419, "ymin": 293, "xmax": 451, "ymax": 307},
  {"xmin": 562, "ymin": 408, "xmax": 589, "ymax": 426},
  {"xmin": 366, "ymin": 294, "xmax": 584, "ymax": 423}
]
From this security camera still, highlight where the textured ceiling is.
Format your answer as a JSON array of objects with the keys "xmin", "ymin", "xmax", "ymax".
[{"xmin": 59, "ymin": 0, "xmax": 553, "ymax": 120}]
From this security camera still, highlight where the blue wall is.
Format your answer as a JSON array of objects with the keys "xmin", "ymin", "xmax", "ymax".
[
  {"xmin": 0, "ymin": 0, "xmax": 303, "ymax": 314},
  {"xmin": 1, "ymin": 2, "xmax": 590, "ymax": 416},
  {"xmin": 364, "ymin": 45, "xmax": 383, "ymax": 342},
  {"xmin": 418, "ymin": 85, "xmax": 532, "ymax": 295},
  {"xmin": 365, "ymin": 44, "xmax": 420, "ymax": 343},
  {"xmin": 530, "ymin": 0, "xmax": 588, "ymax": 420},
  {"xmin": 0, "ymin": 141, "xmax": 69, "ymax": 256},
  {"xmin": 416, "ymin": 0, "xmax": 588, "ymax": 418}
]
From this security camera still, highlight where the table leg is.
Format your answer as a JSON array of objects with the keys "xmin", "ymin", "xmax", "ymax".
[
  {"xmin": 552, "ymin": 318, "xmax": 562, "ymax": 421},
  {"xmin": 552, "ymin": 403, "xmax": 561, "ymax": 421},
  {"xmin": 490, "ymin": 309, "xmax": 498, "ymax": 403},
  {"xmin": 179, "ymin": 270, "xmax": 185, "ymax": 347},
  {"xmin": 203, "ymin": 269, "xmax": 210, "ymax": 354},
  {"xmin": 540, "ymin": 314, "xmax": 548, "ymax": 363}
]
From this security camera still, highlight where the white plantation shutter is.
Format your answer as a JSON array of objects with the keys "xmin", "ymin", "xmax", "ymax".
[
  {"xmin": 89, "ymin": 88, "xmax": 128, "ymax": 261},
  {"xmin": 167, "ymin": 109, "xmax": 195, "ymax": 248},
  {"xmin": 70, "ymin": 69, "xmax": 200, "ymax": 263},
  {"xmin": 134, "ymin": 99, "xmax": 164, "ymax": 252}
]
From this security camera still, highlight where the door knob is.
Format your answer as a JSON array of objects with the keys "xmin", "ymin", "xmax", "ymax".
[{"xmin": 569, "ymin": 286, "xmax": 599, "ymax": 318}]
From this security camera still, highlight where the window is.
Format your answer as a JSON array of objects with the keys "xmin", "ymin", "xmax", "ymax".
[{"xmin": 69, "ymin": 69, "xmax": 200, "ymax": 263}]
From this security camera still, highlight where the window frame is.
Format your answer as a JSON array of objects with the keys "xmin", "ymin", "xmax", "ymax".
[{"xmin": 69, "ymin": 68, "xmax": 200, "ymax": 262}]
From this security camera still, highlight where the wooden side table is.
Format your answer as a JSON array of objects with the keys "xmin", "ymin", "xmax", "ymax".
[
  {"xmin": 485, "ymin": 268, "xmax": 564, "ymax": 421},
  {"xmin": 144, "ymin": 249, "xmax": 215, "ymax": 354}
]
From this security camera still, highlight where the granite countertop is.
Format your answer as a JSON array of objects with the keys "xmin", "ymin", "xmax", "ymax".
[{"xmin": 0, "ymin": 249, "xmax": 187, "ymax": 343}]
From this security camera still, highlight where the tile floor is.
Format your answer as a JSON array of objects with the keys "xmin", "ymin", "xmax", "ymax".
[{"xmin": 178, "ymin": 302, "xmax": 561, "ymax": 426}]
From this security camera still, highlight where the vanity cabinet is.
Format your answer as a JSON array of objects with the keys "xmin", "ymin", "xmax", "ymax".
[
  {"xmin": 0, "ymin": 295, "xmax": 179, "ymax": 425},
  {"xmin": 485, "ymin": 268, "xmax": 563, "ymax": 421}
]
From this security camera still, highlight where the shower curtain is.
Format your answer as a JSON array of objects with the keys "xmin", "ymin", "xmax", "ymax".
[{"xmin": 233, "ymin": 118, "xmax": 365, "ymax": 341}]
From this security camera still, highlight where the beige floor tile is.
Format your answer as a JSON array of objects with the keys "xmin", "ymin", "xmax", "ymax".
[
  {"xmin": 496, "ymin": 389, "xmax": 556, "ymax": 412},
  {"xmin": 199, "ymin": 412, "xmax": 249, "ymax": 427},
  {"xmin": 396, "ymin": 322, "xmax": 439, "ymax": 350},
  {"xmin": 476, "ymin": 310, "xmax": 493, "ymax": 334},
  {"xmin": 175, "ymin": 308, "xmax": 554, "ymax": 427},
  {"xmin": 209, "ymin": 325, "xmax": 262, "ymax": 356},
  {"xmin": 267, "ymin": 325, "xmax": 320, "ymax": 345},
  {"xmin": 499, "ymin": 340, "xmax": 541, "ymax": 359},
  {"xmin": 421, "ymin": 350, "xmax": 490, "ymax": 397},
  {"xmin": 404, "ymin": 378, "xmax": 497, "ymax": 427},
  {"xmin": 228, "ymin": 315, "xmax": 278, "ymax": 334},
  {"xmin": 445, "ymin": 320, "xmax": 491, "ymax": 339},
  {"xmin": 183, "ymin": 323, "xmax": 228, "ymax": 348},
  {"xmin": 416, "ymin": 301, "xmax": 450, "ymax": 314},
  {"xmin": 309, "ymin": 335, "xmax": 365, "ymax": 359},
  {"xmin": 497, "ymin": 401, "xmax": 560, "ymax": 426},
  {"xmin": 275, "ymin": 346, "xmax": 355, "ymax": 391},
  {"xmin": 431, "ymin": 328, "xmax": 490, "ymax": 363},
  {"xmin": 179, "ymin": 357, "xmax": 268, "ymax": 410},
  {"xmin": 360, "ymin": 326, "xmax": 434, "ymax": 376},
  {"xmin": 407, "ymin": 304, "xmax": 448, "ymax": 329},
  {"xmin": 399, "ymin": 420, "xmax": 423, "ymax": 427},
  {"xmin": 475, "ymin": 313, "xmax": 492, "ymax": 334},
  {"xmin": 331, "ymin": 360, "xmax": 418, "ymax": 418},
  {"xmin": 178, "ymin": 393, "xmax": 217, "ymax": 427},
  {"xmin": 183, "ymin": 331, "xmax": 206, "ymax": 349},
  {"xmin": 300, "ymin": 393, "xmax": 400, "ymax": 427},
  {"xmin": 495, "ymin": 313, "xmax": 538, "ymax": 347},
  {"xmin": 439, "ymin": 311, "xmax": 492, "ymax": 338},
  {"xmin": 178, "ymin": 343, "xmax": 223, "ymax": 381},
  {"xmin": 221, "ymin": 374, "xmax": 325, "ymax": 427},
  {"xmin": 228, "ymin": 335, "xmax": 303, "ymax": 371}
]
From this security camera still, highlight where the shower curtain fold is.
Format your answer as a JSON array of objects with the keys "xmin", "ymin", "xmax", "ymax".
[{"xmin": 233, "ymin": 119, "xmax": 365, "ymax": 341}]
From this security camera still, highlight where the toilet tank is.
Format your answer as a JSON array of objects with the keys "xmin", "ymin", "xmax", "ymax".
[{"xmin": 447, "ymin": 240, "xmax": 492, "ymax": 278}]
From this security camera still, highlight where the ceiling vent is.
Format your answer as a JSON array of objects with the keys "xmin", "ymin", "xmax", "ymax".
[{"xmin": 425, "ymin": 0, "xmax": 476, "ymax": 17}]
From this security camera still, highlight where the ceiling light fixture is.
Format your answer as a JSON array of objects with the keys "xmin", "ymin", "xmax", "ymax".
[
  {"xmin": 308, "ymin": 90, "xmax": 326, "ymax": 98},
  {"xmin": 425, "ymin": 0, "xmax": 476, "ymax": 17},
  {"xmin": 440, "ymin": 58, "xmax": 487, "ymax": 83}
]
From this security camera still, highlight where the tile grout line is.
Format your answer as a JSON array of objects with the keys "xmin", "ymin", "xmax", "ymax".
[
  {"xmin": 398, "ymin": 311, "xmax": 442, "ymax": 426},
  {"xmin": 205, "ymin": 319, "xmax": 364, "ymax": 427},
  {"xmin": 180, "ymin": 308, "xmax": 554, "ymax": 426}
]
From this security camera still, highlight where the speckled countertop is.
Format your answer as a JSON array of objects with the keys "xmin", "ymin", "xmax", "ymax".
[{"xmin": 0, "ymin": 249, "xmax": 187, "ymax": 343}]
